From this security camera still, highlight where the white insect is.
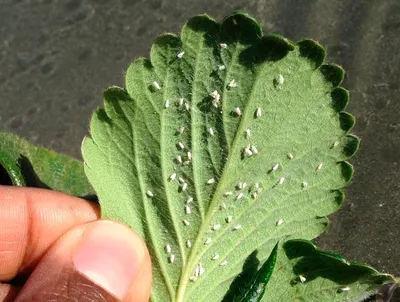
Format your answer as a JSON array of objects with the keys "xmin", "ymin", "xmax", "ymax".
[
  {"xmin": 177, "ymin": 51, "xmax": 185, "ymax": 59},
  {"xmin": 164, "ymin": 100, "xmax": 170, "ymax": 109},
  {"xmin": 178, "ymin": 177, "xmax": 185, "ymax": 184},
  {"xmin": 302, "ymin": 182, "xmax": 308, "ymax": 188},
  {"xmin": 185, "ymin": 205, "xmax": 191, "ymax": 215},
  {"xmin": 236, "ymin": 182, "xmax": 247, "ymax": 189},
  {"xmin": 255, "ymin": 107, "xmax": 262, "ymax": 118},
  {"xmin": 278, "ymin": 177, "xmax": 285, "ymax": 185},
  {"xmin": 244, "ymin": 148, "xmax": 253, "ymax": 157},
  {"xmin": 228, "ymin": 79, "xmax": 237, "ymax": 88},
  {"xmin": 185, "ymin": 102, "xmax": 190, "ymax": 112},
  {"xmin": 287, "ymin": 153, "xmax": 294, "ymax": 160},
  {"xmin": 220, "ymin": 202, "xmax": 227, "ymax": 210},
  {"xmin": 198, "ymin": 264, "xmax": 205, "ymax": 276},
  {"xmin": 245, "ymin": 129, "xmax": 251, "ymax": 138},
  {"xmin": 208, "ymin": 127, "xmax": 215, "ymax": 136},
  {"xmin": 146, "ymin": 190, "xmax": 154, "ymax": 198},
  {"xmin": 333, "ymin": 141, "xmax": 340, "ymax": 147},
  {"xmin": 219, "ymin": 43, "xmax": 228, "ymax": 49},
  {"xmin": 204, "ymin": 238, "xmax": 212, "ymax": 245},
  {"xmin": 187, "ymin": 151, "xmax": 192, "ymax": 160},
  {"xmin": 316, "ymin": 163, "xmax": 323, "ymax": 171},
  {"xmin": 220, "ymin": 260, "xmax": 228, "ymax": 266},
  {"xmin": 224, "ymin": 191, "xmax": 233, "ymax": 197},
  {"xmin": 218, "ymin": 65, "xmax": 226, "ymax": 70},
  {"xmin": 209, "ymin": 90, "xmax": 221, "ymax": 108},
  {"xmin": 212, "ymin": 254, "xmax": 220, "ymax": 260},
  {"xmin": 233, "ymin": 224, "xmax": 242, "ymax": 230},
  {"xmin": 178, "ymin": 126, "xmax": 185, "ymax": 134},
  {"xmin": 165, "ymin": 244, "xmax": 171, "ymax": 254},
  {"xmin": 189, "ymin": 276, "xmax": 196, "ymax": 282},
  {"xmin": 183, "ymin": 219, "xmax": 190, "ymax": 226},
  {"xmin": 207, "ymin": 178, "xmax": 216, "ymax": 185},
  {"xmin": 276, "ymin": 219, "xmax": 284, "ymax": 226},
  {"xmin": 179, "ymin": 98, "xmax": 184, "ymax": 107},
  {"xmin": 210, "ymin": 90, "xmax": 220, "ymax": 99},
  {"xmin": 177, "ymin": 142, "xmax": 185, "ymax": 150},
  {"xmin": 169, "ymin": 173, "xmax": 177, "ymax": 181},
  {"xmin": 236, "ymin": 193, "xmax": 244, "ymax": 200},
  {"xmin": 251, "ymin": 192, "xmax": 258, "ymax": 199},
  {"xmin": 250, "ymin": 145, "xmax": 258, "ymax": 154},
  {"xmin": 226, "ymin": 216, "xmax": 233, "ymax": 223},
  {"xmin": 340, "ymin": 287, "xmax": 350, "ymax": 292},
  {"xmin": 153, "ymin": 81, "xmax": 161, "ymax": 90},
  {"xmin": 212, "ymin": 100, "xmax": 220, "ymax": 108},
  {"xmin": 176, "ymin": 155, "xmax": 182, "ymax": 163},
  {"xmin": 234, "ymin": 107, "xmax": 242, "ymax": 116},
  {"xmin": 181, "ymin": 182, "xmax": 188, "ymax": 192},
  {"xmin": 194, "ymin": 267, "xmax": 200, "ymax": 278},
  {"xmin": 212, "ymin": 224, "xmax": 221, "ymax": 231},
  {"xmin": 277, "ymin": 74, "xmax": 284, "ymax": 85},
  {"xmin": 272, "ymin": 163, "xmax": 280, "ymax": 171},
  {"xmin": 186, "ymin": 196, "xmax": 193, "ymax": 204},
  {"xmin": 299, "ymin": 275, "xmax": 306, "ymax": 283},
  {"xmin": 169, "ymin": 254, "xmax": 175, "ymax": 263},
  {"xmin": 186, "ymin": 240, "xmax": 192, "ymax": 248}
]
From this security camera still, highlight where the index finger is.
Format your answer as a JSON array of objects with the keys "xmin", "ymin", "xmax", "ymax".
[{"xmin": 0, "ymin": 186, "xmax": 100, "ymax": 281}]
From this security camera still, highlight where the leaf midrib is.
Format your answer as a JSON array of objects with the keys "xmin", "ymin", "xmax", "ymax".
[
  {"xmin": 189, "ymin": 39, "xmax": 206, "ymax": 222},
  {"xmin": 220, "ymin": 41, "xmax": 242, "ymax": 150},
  {"xmin": 176, "ymin": 40, "xmax": 275, "ymax": 300}
]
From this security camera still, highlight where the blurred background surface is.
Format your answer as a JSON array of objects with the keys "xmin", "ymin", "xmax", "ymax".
[{"xmin": 1, "ymin": 0, "xmax": 399, "ymax": 300}]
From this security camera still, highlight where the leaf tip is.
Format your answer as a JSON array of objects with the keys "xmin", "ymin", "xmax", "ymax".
[
  {"xmin": 221, "ymin": 11, "xmax": 263, "ymax": 43},
  {"xmin": 297, "ymin": 39, "xmax": 326, "ymax": 69},
  {"xmin": 331, "ymin": 87, "xmax": 349, "ymax": 112},
  {"xmin": 320, "ymin": 63, "xmax": 345, "ymax": 87}
]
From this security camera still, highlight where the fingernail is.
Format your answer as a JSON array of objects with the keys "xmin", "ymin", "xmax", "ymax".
[{"xmin": 73, "ymin": 220, "xmax": 145, "ymax": 300}]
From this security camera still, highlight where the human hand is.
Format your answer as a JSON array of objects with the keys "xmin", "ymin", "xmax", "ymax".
[{"xmin": 0, "ymin": 186, "xmax": 152, "ymax": 301}]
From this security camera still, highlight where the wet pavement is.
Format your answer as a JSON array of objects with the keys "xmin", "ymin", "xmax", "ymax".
[{"xmin": 1, "ymin": 0, "xmax": 399, "ymax": 300}]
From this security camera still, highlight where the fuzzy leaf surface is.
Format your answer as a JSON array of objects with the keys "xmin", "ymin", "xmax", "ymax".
[
  {"xmin": 0, "ymin": 132, "xmax": 94, "ymax": 197},
  {"xmin": 82, "ymin": 12, "xmax": 363, "ymax": 302}
]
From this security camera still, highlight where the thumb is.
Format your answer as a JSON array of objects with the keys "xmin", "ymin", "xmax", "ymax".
[{"xmin": 15, "ymin": 220, "xmax": 152, "ymax": 302}]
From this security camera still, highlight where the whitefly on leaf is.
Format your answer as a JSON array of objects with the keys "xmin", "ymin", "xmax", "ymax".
[{"xmin": 81, "ymin": 11, "xmax": 369, "ymax": 302}]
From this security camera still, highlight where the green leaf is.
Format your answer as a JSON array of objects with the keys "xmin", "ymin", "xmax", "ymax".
[
  {"xmin": 263, "ymin": 240, "xmax": 394, "ymax": 302},
  {"xmin": 82, "ymin": 11, "xmax": 367, "ymax": 301},
  {"xmin": 0, "ymin": 132, "xmax": 94, "ymax": 197},
  {"xmin": 0, "ymin": 149, "xmax": 26, "ymax": 186},
  {"xmin": 224, "ymin": 243, "xmax": 278, "ymax": 301}
]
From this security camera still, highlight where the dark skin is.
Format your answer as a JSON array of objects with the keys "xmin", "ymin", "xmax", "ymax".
[{"xmin": 0, "ymin": 186, "xmax": 152, "ymax": 302}]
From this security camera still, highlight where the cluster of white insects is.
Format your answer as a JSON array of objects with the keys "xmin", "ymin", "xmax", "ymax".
[{"xmin": 146, "ymin": 41, "xmax": 344, "ymax": 287}]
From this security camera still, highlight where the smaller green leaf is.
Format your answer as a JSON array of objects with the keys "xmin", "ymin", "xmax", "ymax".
[
  {"xmin": 0, "ymin": 132, "xmax": 94, "ymax": 198},
  {"xmin": 263, "ymin": 240, "xmax": 394, "ymax": 302},
  {"xmin": 229, "ymin": 243, "xmax": 279, "ymax": 302}
]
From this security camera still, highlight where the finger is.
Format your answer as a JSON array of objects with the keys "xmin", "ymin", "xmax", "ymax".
[
  {"xmin": 0, "ymin": 186, "xmax": 99, "ymax": 281},
  {"xmin": 14, "ymin": 220, "xmax": 152, "ymax": 302}
]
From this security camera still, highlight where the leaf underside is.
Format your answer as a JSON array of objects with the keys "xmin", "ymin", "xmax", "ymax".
[
  {"xmin": 81, "ymin": 11, "xmax": 393, "ymax": 302},
  {"xmin": 0, "ymin": 132, "xmax": 94, "ymax": 197}
]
